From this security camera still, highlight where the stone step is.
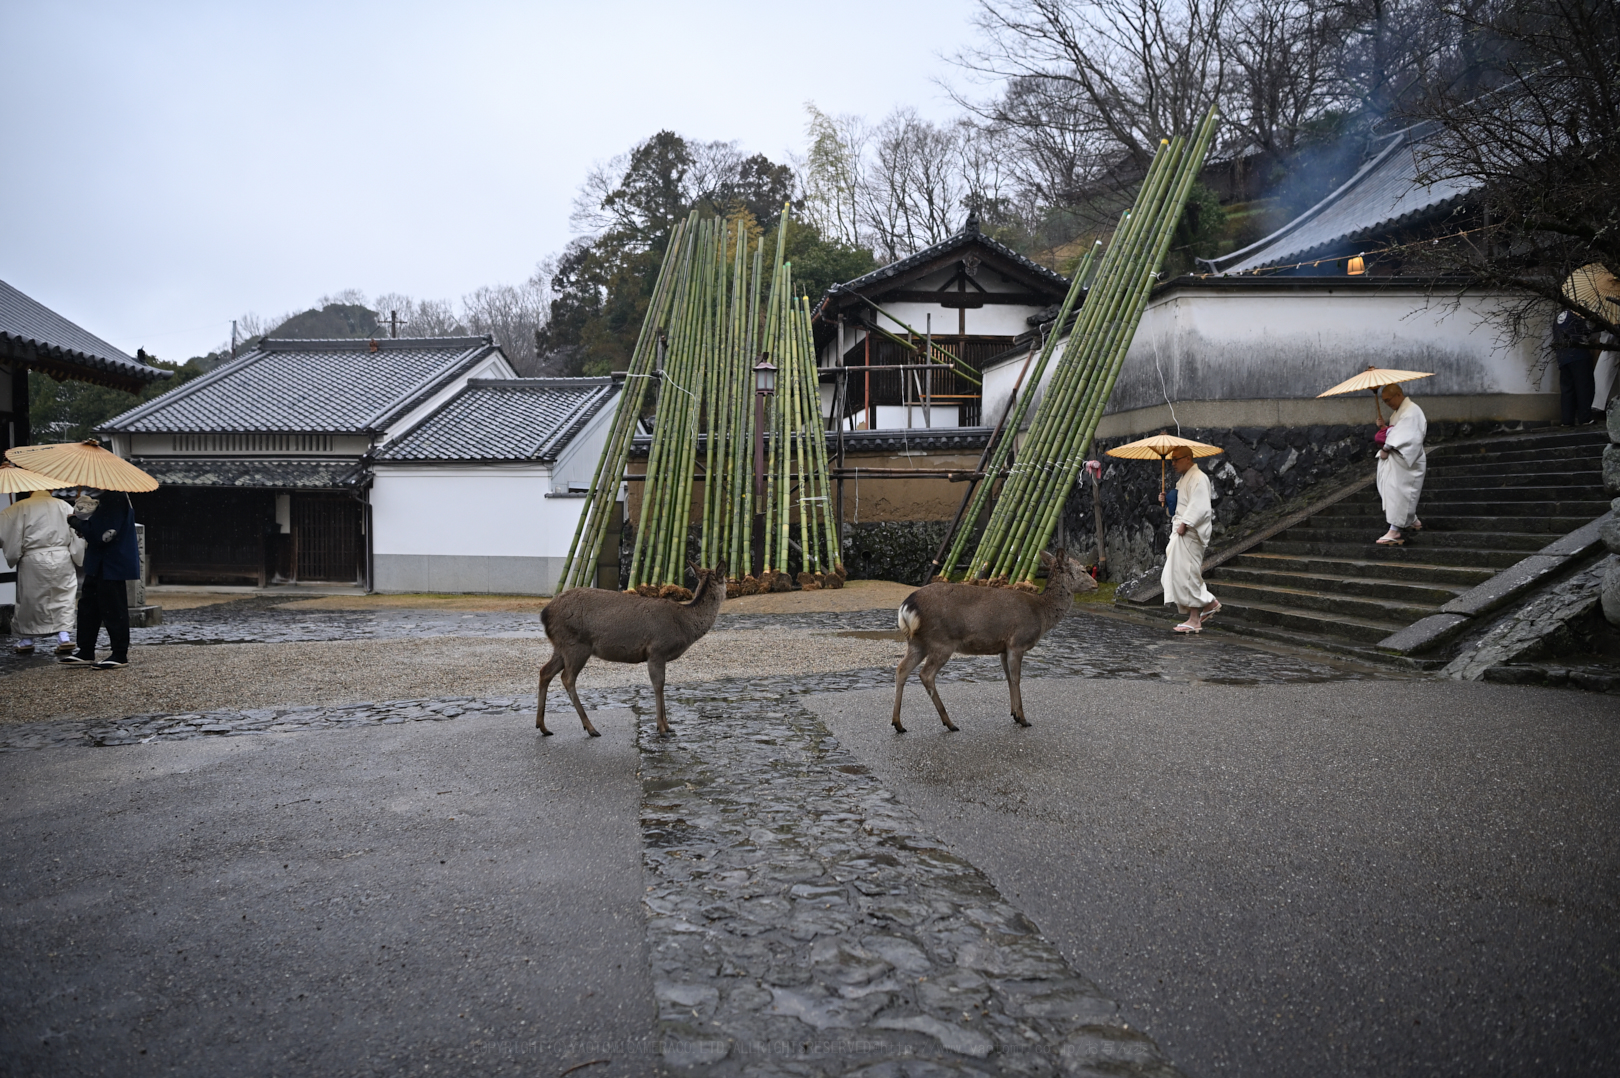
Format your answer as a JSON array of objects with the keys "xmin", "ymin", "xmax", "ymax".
[
  {"xmin": 1202, "ymin": 597, "xmax": 1406, "ymax": 645},
  {"xmin": 1428, "ymin": 444, "xmax": 1607, "ymax": 468},
  {"xmin": 1257, "ymin": 539, "xmax": 1524, "ymax": 569},
  {"xmin": 1428, "ymin": 429, "xmax": 1609, "ymax": 458},
  {"xmin": 1210, "ymin": 564, "xmax": 1468, "ymax": 605},
  {"xmin": 1317, "ymin": 499, "xmax": 1611, "ymax": 520},
  {"xmin": 1271, "ymin": 526, "xmax": 1547, "ymax": 551},
  {"xmin": 1290, "ymin": 514, "xmax": 1594, "ymax": 535},
  {"xmin": 1225, "ymin": 551, "xmax": 1497, "ymax": 586},
  {"xmin": 1209, "ymin": 580, "xmax": 1441, "ymax": 624},
  {"xmin": 1425, "ymin": 458, "xmax": 1602, "ymax": 479},
  {"xmin": 1415, "ymin": 484, "xmax": 1608, "ymax": 503}
]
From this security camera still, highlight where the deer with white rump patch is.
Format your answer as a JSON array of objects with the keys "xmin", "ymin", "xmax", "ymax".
[
  {"xmin": 537, "ymin": 562, "xmax": 727, "ymax": 737},
  {"xmin": 892, "ymin": 549, "xmax": 1097, "ymax": 732}
]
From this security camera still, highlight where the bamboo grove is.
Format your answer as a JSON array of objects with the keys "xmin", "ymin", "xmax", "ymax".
[
  {"xmin": 556, "ymin": 209, "xmax": 842, "ymax": 597},
  {"xmin": 939, "ymin": 106, "xmax": 1221, "ymax": 587}
]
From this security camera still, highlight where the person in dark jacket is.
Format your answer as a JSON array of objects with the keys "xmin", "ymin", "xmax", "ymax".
[
  {"xmin": 61, "ymin": 490, "xmax": 140, "ymax": 668},
  {"xmin": 1554, "ymin": 308, "xmax": 1599, "ymax": 425}
]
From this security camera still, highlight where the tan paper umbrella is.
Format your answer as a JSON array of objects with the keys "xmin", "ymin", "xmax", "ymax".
[
  {"xmin": 1106, "ymin": 432, "xmax": 1223, "ymax": 492},
  {"xmin": 1563, "ymin": 263, "xmax": 1620, "ymax": 325},
  {"xmin": 0, "ymin": 462, "xmax": 64, "ymax": 494},
  {"xmin": 5, "ymin": 439, "xmax": 159, "ymax": 492},
  {"xmin": 1317, "ymin": 365, "xmax": 1435, "ymax": 423}
]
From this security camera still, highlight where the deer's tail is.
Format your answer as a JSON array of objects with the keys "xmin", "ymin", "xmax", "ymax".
[{"xmin": 897, "ymin": 597, "xmax": 922, "ymax": 639}]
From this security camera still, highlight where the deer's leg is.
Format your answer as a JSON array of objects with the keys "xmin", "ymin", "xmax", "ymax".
[
  {"xmin": 1006, "ymin": 648, "xmax": 1029, "ymax": 727},
  {"xmin": 891, "ymin": 640, "xmax": 926, "ymax": 733},
  {"xmin": 560, "ymin": 650, "xmax": 599, "ymax": 737},
  {"xmin": 648, "ymin": 656, "xmax": 670, "ymax": 736},
  {"xmin": 918, "ymin": 647, "xmax": 958, "ymax": 732},
  {"xmin": 535, "ymin": 650, "xmax": 564, "ymax": 734}
]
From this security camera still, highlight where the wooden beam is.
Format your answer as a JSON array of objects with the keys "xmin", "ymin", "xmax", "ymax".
[{"xmin": 874, "ymin": 290, "xmax": 1053, "ymax": 307}]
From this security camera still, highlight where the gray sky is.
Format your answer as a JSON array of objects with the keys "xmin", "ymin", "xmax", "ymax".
[{"xmin": 1, "ymin": 0, "xmax": 980, "ymax": 362}]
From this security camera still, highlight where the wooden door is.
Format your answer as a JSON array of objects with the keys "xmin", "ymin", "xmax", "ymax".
[{"xmin": 290, "ymin": 493, "xmax": 361, "ymax": 583}]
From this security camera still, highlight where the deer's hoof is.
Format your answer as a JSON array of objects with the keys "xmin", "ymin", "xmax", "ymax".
[
  {"xmin": 892, "ymin": 723, "xmax": 907, "ymax": 734},
  {"xmin": 539, "ymin": 728, "xmax": 554, "ymax": 736},
  {"xmin": 586, "ymin": 729, "xmax": 601, "ymax": 738},
  {"xmin": 1013, "ymin": 715, "xmax": 1031, "ymax": 727}
]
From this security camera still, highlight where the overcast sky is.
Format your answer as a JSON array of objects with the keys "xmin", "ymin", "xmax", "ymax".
[{"xmin": 1, "ymin": 0, "xmax": 981, "ymax": 361}]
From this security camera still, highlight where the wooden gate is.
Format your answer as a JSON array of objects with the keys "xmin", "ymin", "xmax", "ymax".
[{"xmin": 290, "ymin": 493, "xmax": 362, "ymax": 583}]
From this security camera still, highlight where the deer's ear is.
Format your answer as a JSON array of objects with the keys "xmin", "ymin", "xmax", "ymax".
[
  {"xmin": 715, "ymin": 559, "xmax": 728, "ymax": 577},
  {"xmin": 1039, "ymin": 550, "xmax": 1056, "ymax": 569},
  {"xmin": 688, "ymin": 560, "xmax": 700, "ymax": 579}
]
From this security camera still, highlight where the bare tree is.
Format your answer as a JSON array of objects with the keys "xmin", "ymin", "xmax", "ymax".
[
  {"xmin": 1407, "ymin": 0, "xmax": 1620, "ymax": 341},
  {"xmin": 957, "ymin": 0, "xmax": 1235, "ymax": 175},
  {"xmin": 461, "ymin": 271, "xmax": 553, "ymax": 375},
  {"xmin": 861, "ymin": 109, "xmax": 972, "ymax": 261}
]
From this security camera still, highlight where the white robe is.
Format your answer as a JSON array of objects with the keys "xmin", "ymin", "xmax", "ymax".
[
  {"xmin": 1377, "ymin": 397, "xmax": 1427, "ymax": 528},
  {"xmin": 0, "ymin": 491, "xmax": 79, "ymax": 636},
  {"xmin": 1161, "ymin": 464, "xmax": 1215, "ymax": 613}
]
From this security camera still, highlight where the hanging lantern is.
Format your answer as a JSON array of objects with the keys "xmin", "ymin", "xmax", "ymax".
[{"xmin": 1347, "ymin": 254, "xmax": 1366, "ymax": 276}]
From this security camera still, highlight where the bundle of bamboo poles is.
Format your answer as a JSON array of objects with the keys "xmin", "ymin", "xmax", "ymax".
[
  {"xmin": 939, "ymin": 106, "xmax": 1221, "ymax": 588},
  {"xmin": 556, "ymin": 208, "xmax": 842, "ymax": 597}
]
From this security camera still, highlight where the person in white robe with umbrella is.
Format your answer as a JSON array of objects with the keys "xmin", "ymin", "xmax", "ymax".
[
  {"xmin": 0, "ymin": 466, "xmax": 81, "ymax": 655},
  {"xmin": 1375, "ymin": 382, "xmax": 1428, "ymax": 545},
  {"xmin": 1159, "ymin": 446, "xmax": 1221, "ymax": 633}
]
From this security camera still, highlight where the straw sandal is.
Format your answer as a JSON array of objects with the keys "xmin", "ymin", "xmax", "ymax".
[
  {"xmin": 1375, "ymin": 529, "xmax": 1404, "ymax": 546},
  {"xmin": 12, "ymin": 642, "xmax": 34, "ymax": 654},
  {"xmin": 1173, "ymin": 621, "xmax": 1202, "ymax": 634},
  {"xmin": 1200, "ymin": 599, "xmax": 1221, "ymax": 623}
]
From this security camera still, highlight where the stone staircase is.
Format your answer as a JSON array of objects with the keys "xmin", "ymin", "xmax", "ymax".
[{"xmin": 1167, "ymin": 427, "xmax": 1612, "ymax": 656}]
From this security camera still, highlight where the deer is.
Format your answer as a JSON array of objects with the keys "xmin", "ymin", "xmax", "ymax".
[
  {"xmin": 536, "ymin": 561, "xmax": 727, "ymax": 737},
  {"xmin": 892, "ymin": 549, "xmax": 1097, "ymax": 733}
]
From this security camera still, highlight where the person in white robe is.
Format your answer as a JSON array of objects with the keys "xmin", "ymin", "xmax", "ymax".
[
  {"xmin": 1159, "ymin": 447, "xmax": 1220, "ymax": 633},
  {"xmin": 1375, "ymin": 384, "xmax": 1427, "ymax": 545},
  {"xmin": 0, "ymin": 490, "xmax": 80, "ymax": 654}
]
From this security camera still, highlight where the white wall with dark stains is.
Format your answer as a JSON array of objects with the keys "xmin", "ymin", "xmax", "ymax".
[{"xmin": 983, "ymin": 280, "xmax": 1558, "ymax": 437}]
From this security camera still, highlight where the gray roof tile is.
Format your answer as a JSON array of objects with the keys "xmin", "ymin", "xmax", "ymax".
[
  {"xmin": 101, "ymin": 336, "xmax": 497, "ymax": 434},
  {"xmin": 1209, "ymin": 125, "xmax": 1479, "ymax": 274},
  {"xmin": 129, "ymin": 457, "xmax": 364, "ymax": 489},
  {"xmin": 376, "ymin": 378, "xmax": 618, "ymax": 462},
  {"xmin": 0, "ymin": 278, "xmax": 172, "ymax": 387}
]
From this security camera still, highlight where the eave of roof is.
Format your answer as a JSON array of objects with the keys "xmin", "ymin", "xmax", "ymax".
[
  {"xmin": 0, "ymin": 279, "xmax": 173, "ymax": 392},
  {"xmin": 814, "ymin": 222, "xmax": 1070, "ymax": 325},
  {"xmin": 1206, "ymin": 124, "xmax": 1481, "ymax": 275}
]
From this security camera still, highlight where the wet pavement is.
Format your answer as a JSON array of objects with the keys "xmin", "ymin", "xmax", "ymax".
[{"xmin": 20, "ymin": 599, "xmax": 1607, "ymax": 1077}]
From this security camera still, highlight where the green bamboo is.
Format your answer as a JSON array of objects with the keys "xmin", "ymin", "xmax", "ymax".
[
  {"xmin": 990, "ymin": 139, "xmax": 1185, "ymax": 578},
  {"xmin": 558, "ymin": 217, "xmax": 687, "ymax": 591},
  {"xmin": 938, "ymin": 237, "xmax": 1101, "ymax": 579},
  {"xmin": 995, "ymin": 139, "xmax": 1189, "ymax": 579},
  {"xmin": 1011, "ymin": 108, "xmax": 1222, "ymax": 581}
]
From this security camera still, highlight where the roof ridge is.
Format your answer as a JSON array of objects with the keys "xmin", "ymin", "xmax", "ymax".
[{"xmin": 258, "ymin": 335, "xmax": 493, "ymax": 352}]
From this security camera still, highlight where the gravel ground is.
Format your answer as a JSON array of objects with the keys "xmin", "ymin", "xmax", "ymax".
[{"xmin": 0, "ymin": 629, "xmax": 903, "ymax": 725}]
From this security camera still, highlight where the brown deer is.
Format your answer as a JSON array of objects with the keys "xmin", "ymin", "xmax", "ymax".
[
  {"xmin": 892, "ymin": 549, "xmax": 1097, "ymax": 733},
  {"xmin": 537, "ymin": 562, "xmax": 727, "ymax": 737}
]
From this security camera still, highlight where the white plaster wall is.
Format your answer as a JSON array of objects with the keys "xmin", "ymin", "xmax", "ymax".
[
  {"xmin": 547, "ymin": 399, "xmax": 620, "ymax": 493},
  {"xmin": 982, "ymin": 284, "xmax": 1556, "ymax": 428},
  {"xmin": 873, "ymin": 302, "xmax": 1038, "ymax": 339},
  {"xmin": 371, "ymin": 465, "xmax": 580, "ymax": 559}
]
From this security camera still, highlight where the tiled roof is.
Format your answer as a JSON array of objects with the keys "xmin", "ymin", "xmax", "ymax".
[
  {"xmin": 829, "ymin": 221, "xmax": 1070, "ymax": 298},
  {"xmin": 129, "ymin": 457, "xmax": 364, "ymax": 489},
  {"xmin": 101, "ymin": 336, "xmax": 497, "ymax": 434},
  {"xmin": 1207, "ymin": 125, "xmax": 1480, "ymax": 274},
  {"xmin": 376, "ymin": 378, "xmax": 618, "ymax": 462},
  {"xmin": 0, "ymin": 279, "xmax": 172, "ymax": 389}
]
